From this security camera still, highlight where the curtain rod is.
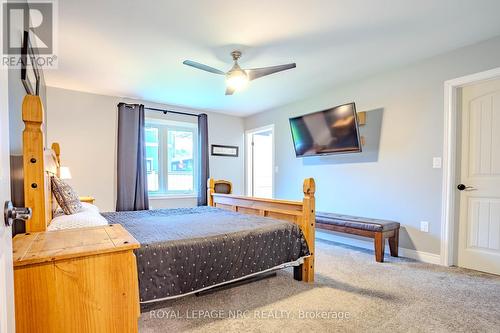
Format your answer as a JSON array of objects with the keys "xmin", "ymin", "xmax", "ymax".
[
  {"xmin": 119, "ymin": 103, "xmax": 200, "ymax": 117},
  {"xmin": 145, "ymin": 106, "xmax": 200, "ymax": 117}
]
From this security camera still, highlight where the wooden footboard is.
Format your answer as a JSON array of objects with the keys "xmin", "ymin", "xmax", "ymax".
[{"xmin": 207, "ymin": 178, "xmax": 316, "ymax": 282}]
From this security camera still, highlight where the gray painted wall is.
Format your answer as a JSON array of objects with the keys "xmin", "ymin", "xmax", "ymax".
[
  {"xmin": 244, "ymin": 36, "xmax": 500, "ymax": 255},
  {"xmin": 8, "ymin": 69, "xmax": 26, "ymax": 155}
]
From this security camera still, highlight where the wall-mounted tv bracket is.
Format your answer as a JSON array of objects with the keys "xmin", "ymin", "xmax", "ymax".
[{"xmin": 357, "ymin": 111, "xmax": 367, "ymax": 145}]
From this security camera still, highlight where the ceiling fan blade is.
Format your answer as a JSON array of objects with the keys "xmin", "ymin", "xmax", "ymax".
[
  {"xmin": 225, "ymin": 86, "xmax": 235, "ymax": 95},
  {"xmin": 183, "ymin": 60, "xmax": 225, "ymax": 75},
  {"xmin": 246, "ymin": 63, "xmax": 296, "ymax": 81}
]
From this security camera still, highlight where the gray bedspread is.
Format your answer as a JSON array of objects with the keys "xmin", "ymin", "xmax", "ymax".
[{"xmin": 101, "ymin": 206, "xmax": 309, "ymax": 303}]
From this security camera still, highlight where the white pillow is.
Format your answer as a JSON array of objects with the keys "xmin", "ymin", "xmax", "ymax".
[
  {"xmin": 48, "ymin": 203, "xmax": 108, "ymax": 231},
  {"xmin": 81, "ymin": 202, "xmax": 100, "ymax": 213}
]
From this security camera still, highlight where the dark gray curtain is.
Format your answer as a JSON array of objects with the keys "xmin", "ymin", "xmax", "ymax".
[
  {"xmin": 116, "ymin": 103, "xmax": 149, "ymax": 211},
  {"xmin": 197, "ymin": 113, "xmax": 209, "ymax": 206}
]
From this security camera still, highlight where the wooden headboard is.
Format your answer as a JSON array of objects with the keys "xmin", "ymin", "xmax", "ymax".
[
  {"xmin": 207, "ymin": 178, "xmax": 316, "ymax": 282},
  {"xmin": 22, "ymin": 94, "xmax": 60, "ymax": 232}
]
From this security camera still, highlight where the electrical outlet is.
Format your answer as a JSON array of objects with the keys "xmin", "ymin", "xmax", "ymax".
[
  {"xmin": 432, "ymin": 157, "xmax": 442, "ymax": 169},
  {"xmin": 420, "ymin": 221, "xmax": 429, "ymax": 232}
]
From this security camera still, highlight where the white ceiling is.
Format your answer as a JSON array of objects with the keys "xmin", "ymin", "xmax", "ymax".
[{"xmin": 46, "ymin": 0, "xmax": 500, "ymax": 116}]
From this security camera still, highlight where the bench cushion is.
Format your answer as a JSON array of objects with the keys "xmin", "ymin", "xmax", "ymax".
[{"xmin": 316, "ymin": 212, "xmax": 400, "ymax": 232}]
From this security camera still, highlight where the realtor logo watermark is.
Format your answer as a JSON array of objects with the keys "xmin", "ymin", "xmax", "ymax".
[
  {"xmin": 2, "ymin": 0, "xmax": 57, "ymax": 68},
  {"xmin": 149, "ymin": 309, "xmax": 351, "ymax": 321}
]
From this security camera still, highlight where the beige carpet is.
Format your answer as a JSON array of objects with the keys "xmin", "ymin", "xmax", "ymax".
[{"xmin": 139, "ymin": 239, "xmax": 500, "ymax": 332}]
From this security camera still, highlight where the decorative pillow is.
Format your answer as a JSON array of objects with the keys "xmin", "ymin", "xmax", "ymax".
[
  {"xmin": 53, "ymin": 206, "xmax": 64, "ymax": 218},
  {"xmin": 51, "ymin": 176, "xmax": 83, "ymax": 215},
  {"xmin": 53, "ymin": 202, "xmax": 97, "ymax": 218}
]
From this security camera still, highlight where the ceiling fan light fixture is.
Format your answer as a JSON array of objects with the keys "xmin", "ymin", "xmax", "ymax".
[
  {"xmin": 183, "ymin": 50, "xmax": 296, "ymax": 95},
  {"xmin": 226, "ymin": 69, "xmax": 248, "ymax": 91}
]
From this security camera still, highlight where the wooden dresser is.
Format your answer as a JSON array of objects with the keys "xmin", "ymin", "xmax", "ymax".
[{"xmin": 12, "ymin": 224, "xmax": 140, "ymax": 333}]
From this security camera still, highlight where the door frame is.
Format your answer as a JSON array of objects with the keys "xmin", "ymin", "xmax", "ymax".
[
  {"xmin": 441, "ymin": 66, "xmax": 500, "ymax": 266},
  {"xmin": 245, "ymin": 124, "xmax": 275, "ymax": 198}
]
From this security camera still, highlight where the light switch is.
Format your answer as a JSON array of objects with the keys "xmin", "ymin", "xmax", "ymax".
[
  {"xmin": 420, "ymin": 221, "xmax": 429, "ymax": 233},
  {"xmin": 432, "ymin": 157, "xmax": 442, "ymax": 169}
]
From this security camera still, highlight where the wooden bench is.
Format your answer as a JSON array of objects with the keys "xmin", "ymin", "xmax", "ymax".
[{"xmin": 316, "ymin": 212, "xmax": 400, "ymax": 262}]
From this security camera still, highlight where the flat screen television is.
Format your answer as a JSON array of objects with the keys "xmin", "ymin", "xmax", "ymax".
[{"xmin": 289, "ymin": 102, "xmax": 362, "ymax": 157}]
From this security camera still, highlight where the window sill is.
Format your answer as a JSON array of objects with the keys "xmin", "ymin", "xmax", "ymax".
[{"xmin": 148, "ymin": 195, "xmax": 198, "ymax": 200}]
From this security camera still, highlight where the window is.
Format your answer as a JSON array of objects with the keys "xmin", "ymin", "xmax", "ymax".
[{"xmin": 145, "ymin": 119, "xmax": 197, "ymax": 196}]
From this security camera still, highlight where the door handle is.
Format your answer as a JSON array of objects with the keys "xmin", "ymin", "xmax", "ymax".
[
  {"xmin": 457, "ymin": 184, "xmax": 476, "ymax": 191},
  {"xmin": 4, "ymin": 201, "xmax": 32, "ymax": 227}
]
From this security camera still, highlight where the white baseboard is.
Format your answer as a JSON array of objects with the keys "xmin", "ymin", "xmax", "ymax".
[
  {"xmin": 397, "ymin": 247, "xmax": 442, "ymax": 265},
  {"xmin": 316, "ymin": 230, "xmax": 442, "ymax": 265}
]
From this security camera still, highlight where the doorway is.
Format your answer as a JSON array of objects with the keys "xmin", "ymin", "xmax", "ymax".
[
  {"xmin": 246, "ymin": 125, "xmax": 274, "ymax": 198},
  {"xmin": 441, "ymin": 67, "xmax": 500, "ymax": 275}
]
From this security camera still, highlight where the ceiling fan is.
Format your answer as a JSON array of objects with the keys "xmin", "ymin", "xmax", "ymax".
[{"xmin": 183, "ymin": 50, "xmax": 296, "ymax": 95}]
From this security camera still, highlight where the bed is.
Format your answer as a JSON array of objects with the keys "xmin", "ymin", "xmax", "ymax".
[
  {"xmin": 19, "ymin": 94, "xmax": 316, "ymax": 305},
  {"xmin": 102, "ymin": 206, "xmax": 310, "ymax": 303}
]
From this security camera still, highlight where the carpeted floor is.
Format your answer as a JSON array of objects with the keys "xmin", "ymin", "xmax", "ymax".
[{"xmin": 139, "ymin": 239, "xmax": 500, "ymax": 332}]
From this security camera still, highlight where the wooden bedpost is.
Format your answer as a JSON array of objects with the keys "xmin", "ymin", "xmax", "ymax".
[
  {"xmin": 207, "ymin": 178, "xmax": 215, "ymax": 206},
  {"xmin": 300, "ymin": 178, "xmax": 315, "ymax": 282},
  {"xmin": 51, "ymin": 142, "xmax": 61, "ymax": 177},
  {"xmin": 209, "ymin": 177, "xmax": 316, "ymax": 283},
  {"xmin": 22, "ymin": 95, "xmax": 47, "ymax": 232}
]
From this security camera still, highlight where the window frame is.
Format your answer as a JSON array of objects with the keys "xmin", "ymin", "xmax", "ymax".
[{"xmin": 145, "ymin": 118, "xmax": 198, "ymax": 198}]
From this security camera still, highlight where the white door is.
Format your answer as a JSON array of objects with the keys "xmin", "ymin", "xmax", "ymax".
[
  {"xmin": 246, "ymin": 125, "xmax": 274, "ymax": 198},
  {"xmin": 458, "ymin": 78, "xmax": 500, "ymax": 275},
  {"xmin": 1, "ymin": 3, "xmax": 15, "ymax": 326}
]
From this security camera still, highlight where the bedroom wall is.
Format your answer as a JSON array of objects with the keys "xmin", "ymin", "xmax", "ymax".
[
  {"xmin": 45, "ymin": 87, "xmax": 244, "ymax": 212},
  {"xmin": 244, "ymin": 35, "xmax": 500, "ymax": 256},
  {"xmin": 8, "ymin": 70, "xmax": 27, "ymax": 155}
]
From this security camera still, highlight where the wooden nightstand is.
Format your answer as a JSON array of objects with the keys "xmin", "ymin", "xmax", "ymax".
[
  {"xmin": 79, "ymin": 196, "xmax": 95, "ymax": 204},
  {"xmin": 12, "ymin": 224, "xmax": 140, "ymax": 333}
]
